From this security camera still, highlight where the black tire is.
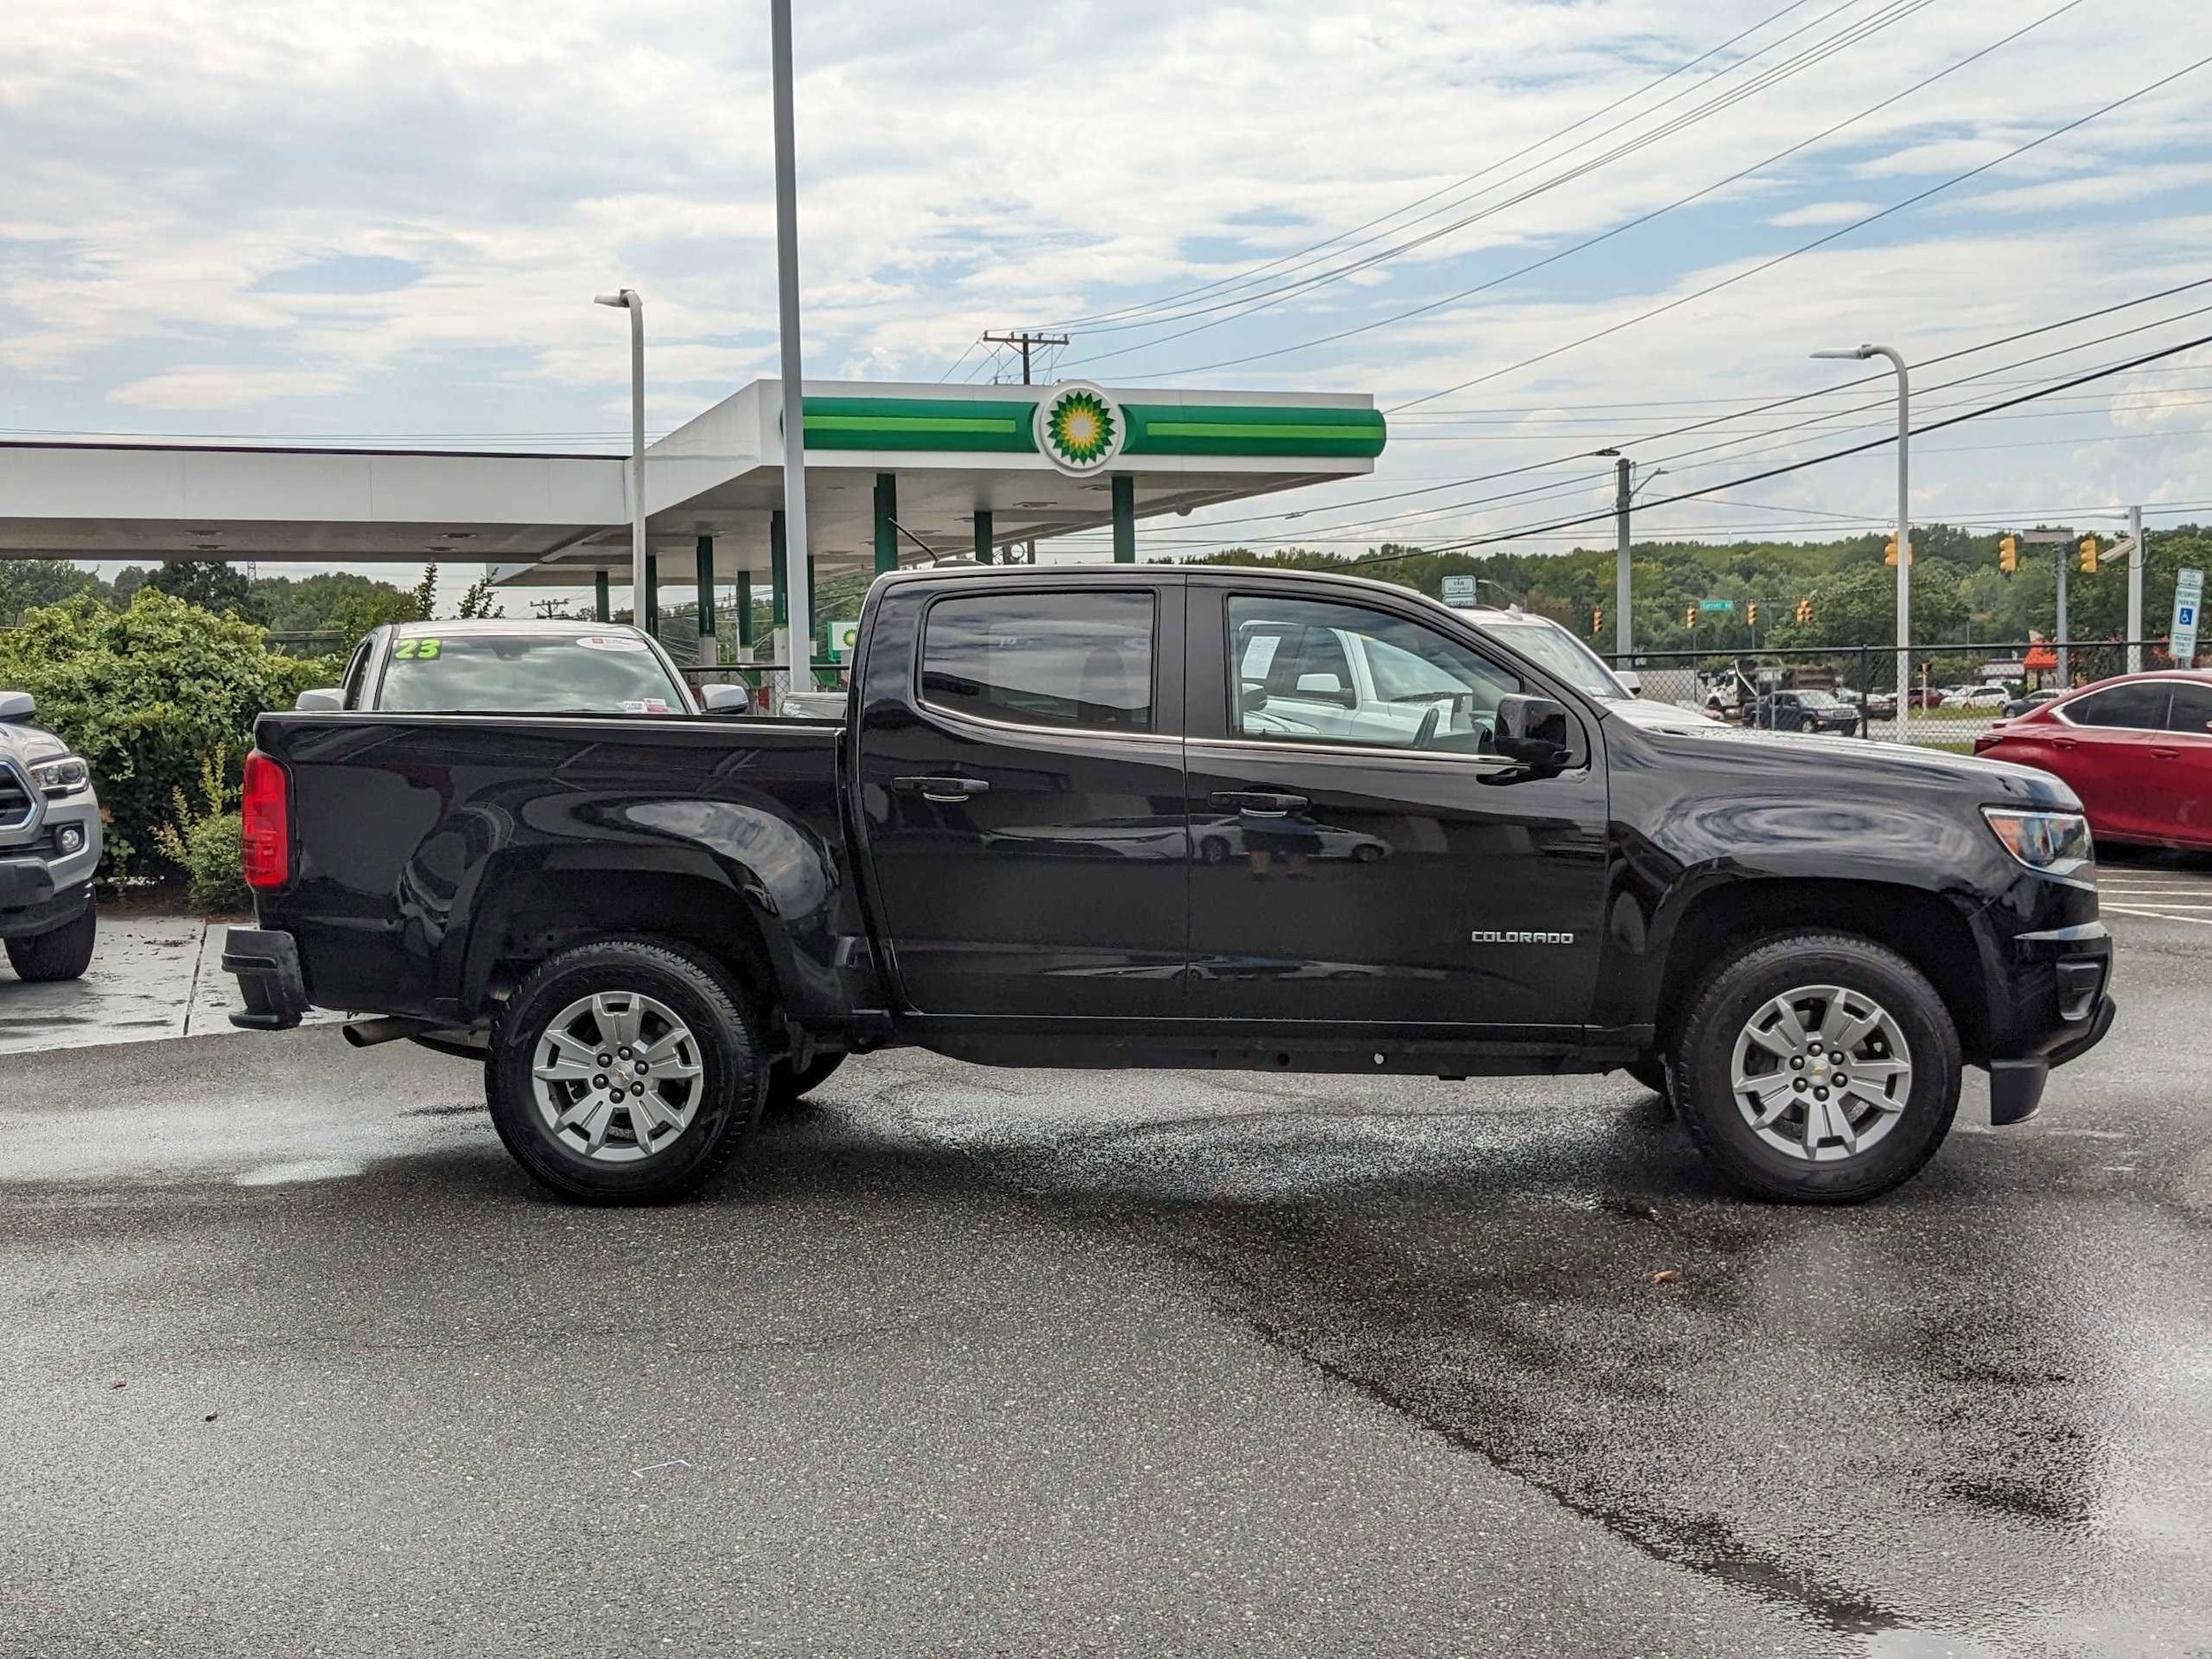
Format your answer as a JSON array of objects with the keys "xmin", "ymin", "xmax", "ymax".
[
  {"xmin": 1623, "ymin": 1056, "xmax": 1671, "ymax": 1099},
  {"xmin": 764, "ymin": 1051, "xmax": 845, "ymax": 1117},
  {"xmin": 1669, "ymin": 931, "xmax": 1960, "ymax": 1204},
  {"xmin": 5, "ymin": 898, "xmax": 96, "ymax": 982},
  {"xmin": 487, "ymin": 938, "xmax": 761, "ymax": 1203}
]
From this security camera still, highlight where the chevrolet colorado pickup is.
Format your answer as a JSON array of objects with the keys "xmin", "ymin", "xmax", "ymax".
[{"xmin": 227, "ymin": 565, "xmax": 2115, "ymax": 1205}]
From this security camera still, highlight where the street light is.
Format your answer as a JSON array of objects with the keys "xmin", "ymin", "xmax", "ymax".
[
  {"xmin": 1813, "ymin": 343, "xmax": 1909, "ymax": 713},
  {"xmin": 595, "ymin": 288, "xmax": 648, "ymax": 629},
  {"xmin": 770, "ymin": 0, "xmax": 811, "ymax": 701}
]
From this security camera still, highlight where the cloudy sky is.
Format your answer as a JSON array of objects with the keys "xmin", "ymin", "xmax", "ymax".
[{"xmin": 4, "ymin": 0, "xmax": 2211, "ymax": 588}]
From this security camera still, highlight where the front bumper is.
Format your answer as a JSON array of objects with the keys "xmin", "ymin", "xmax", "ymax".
[
  {"xmin": 1980, "ymin": 914, "xmax": 2116, "ymax": 1125},
  {"xmin": 0, "ymin": 795, "xmax": 102, "ymax": 936},
  {"xmin": 223, "ymin": 927, "xmax": 310, "ymax": 1031}
]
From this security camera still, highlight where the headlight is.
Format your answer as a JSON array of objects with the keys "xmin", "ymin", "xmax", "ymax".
[
  {"xmin": 28, "ymin": 755, "xmax": 89, "ymax": 795},
  {"xmin": 1982, "ymin": 808, "xmax": 2093, "ymax": 881}
]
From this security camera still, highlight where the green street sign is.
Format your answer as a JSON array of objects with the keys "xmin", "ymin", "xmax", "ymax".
[{"xmin": 1699, "ymin": 598, "xmax": 1736, "ymax": 613}]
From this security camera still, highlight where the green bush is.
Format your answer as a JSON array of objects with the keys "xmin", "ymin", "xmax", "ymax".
[
  {"xmin": 0, "ymin": 589, "xmax": 326, "ymax": 878},
  {"xmin": 158, "ymin": 812, "xmax": 249, "ymax": 913},
  {"xmin": 150, "ymin": 749, "xmax": 250, "ymax": 914}
]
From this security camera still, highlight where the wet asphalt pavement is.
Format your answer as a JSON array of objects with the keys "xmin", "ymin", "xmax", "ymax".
[{"xmin": 5, "ymin": 866, "xmax": 2212, "ymax": 1656}]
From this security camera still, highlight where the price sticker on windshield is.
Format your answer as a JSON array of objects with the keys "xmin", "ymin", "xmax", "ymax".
[
  {"xmin": 575, "ymin": 634, "xmax": 649, "ymax": 652},
  {"xmin": 392, "ymin": 638, "xmax": 442, "ymax": 660}
]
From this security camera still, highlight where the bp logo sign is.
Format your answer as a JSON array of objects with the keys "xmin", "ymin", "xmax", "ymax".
[{"xmin": 1033, "ymin": 381, "xmax": 1125, "ymax": 475}]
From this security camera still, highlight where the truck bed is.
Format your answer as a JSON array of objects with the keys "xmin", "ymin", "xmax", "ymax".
[{"xmin": 248, "ymin": 710, "xmax": 873, "ymax": 1032}]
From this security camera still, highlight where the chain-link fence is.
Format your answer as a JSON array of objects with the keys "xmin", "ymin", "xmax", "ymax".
[{"xmin": 1617, "ymin": 641, "xmax": 2185, "ymax": 750}]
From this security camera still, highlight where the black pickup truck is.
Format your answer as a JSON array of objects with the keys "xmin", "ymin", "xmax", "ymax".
[{"xmin": 227, "ymin": 565, "xmax": 2115, "ymax": 1205}]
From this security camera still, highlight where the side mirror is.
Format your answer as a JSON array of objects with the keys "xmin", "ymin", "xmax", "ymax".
[
  {"xmin": 1487, "ymin": 693, "xmax": 1572, "ymax": 779},
  {"xmin": 0, "ymin": 691, "xmax": 34, "ymax": 723},
  {"xmin": 1240, "ymin": 684, "xmax": 1269, "ymax": 714},
  {"xmin": 1294, "ymin": 672, "xmax": 1345, "ymax": 698},
  {"xmin": 294, "ymin": 687, "xmax": 345, "ymax": 713},
  {"xmin": 1614, "ymin": 670, "xmax": 1642, "ymax": 697},
  {"xmin": 699, "ymin": 683, "xmax": 750, "ymax": 713}
]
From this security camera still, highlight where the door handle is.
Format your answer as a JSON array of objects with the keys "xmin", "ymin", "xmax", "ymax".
[
  {"xmin": 1209, "ymin": 789, "xmax": 1309, "ymax": 816},
  {"xmin": 2152, "ymin": 747, "xmax": 2182, "ymax": 760},
  {"xmin": 894, "ymin": 775, "xmax": 991, "ymax": 802},
  {"xmin": 2050, "ymin": 739, "xmax": 2077, "ymax": 751}
]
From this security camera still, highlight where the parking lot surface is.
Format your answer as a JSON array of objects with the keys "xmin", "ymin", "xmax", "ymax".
[{"xmin": 4, "ymin": 865, "xmax": 2209, "ymax": 1656}]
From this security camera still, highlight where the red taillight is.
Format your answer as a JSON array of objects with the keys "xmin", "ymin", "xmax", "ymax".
[{"xmin": 240, "ymin": 750, "xmax": 290, "ymax": 889}]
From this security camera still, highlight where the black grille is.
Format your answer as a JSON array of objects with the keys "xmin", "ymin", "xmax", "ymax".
[{"xmin": 0, "ymin": 769, "xmax": 31, "ymax": 830}]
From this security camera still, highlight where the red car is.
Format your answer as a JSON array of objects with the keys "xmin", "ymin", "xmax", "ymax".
[{"xmin": 1973, "ymin": 670, "xmax": 2212, "ymax": 849}]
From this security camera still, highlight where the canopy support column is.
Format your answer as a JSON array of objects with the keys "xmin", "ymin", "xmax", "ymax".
[
  {"xmin": 694, "ymin": 535, "xmax": 718, "ymax": 665},
  {"xmin": 1111, "ymin": 474, "xmax": 1134, "ymax": 563},
  {"xmin": 973, "ymin": 510, "xmax": 994, "ymax": 565},
  {"xmin": 594, "ymin": 571, "xmax": 610, "ymax": 623},
  {"xmin": 873, "ymin": 473, "xmax": 899, "ymax": 574}
]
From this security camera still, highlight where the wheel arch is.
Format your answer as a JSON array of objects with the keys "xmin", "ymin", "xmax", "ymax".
[
  {"xmin": 1647, "ymin": 879, "xmax": 1990, "ymax": 1062},
  {"xmin": 453, "ymin": 855, "xmax": 789, "ymax": 1034}
]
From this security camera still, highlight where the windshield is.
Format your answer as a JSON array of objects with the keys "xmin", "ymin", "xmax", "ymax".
[
  {"xmin": 1482, "ymin": 617, "xmax": 1629, "ymax": 700},
  {"xmin": 375, "ymin": 632, "xmax": 690, "ymax": 714},
  {"xmin": 1797, "ymin": 690, "xmax": 1843, "ymax": 708}
]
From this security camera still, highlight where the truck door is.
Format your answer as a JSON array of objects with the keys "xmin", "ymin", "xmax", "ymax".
[
  {"xmin": 1184, "ymin": 583, "xmax": 1609, "ymax": 1036},
  {"xmin": 855, "ymin": 578, "xmax": 1188, "ymax": 1020}
]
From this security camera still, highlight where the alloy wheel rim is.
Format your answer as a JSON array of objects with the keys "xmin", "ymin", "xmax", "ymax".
[
  {"xmin": 1729, "ymin": 983, "xmax": 1913, "ymax": 1164},
  {"xmin": 531, "ymin": 990, "xmax": 704, "ymax": 1164}
]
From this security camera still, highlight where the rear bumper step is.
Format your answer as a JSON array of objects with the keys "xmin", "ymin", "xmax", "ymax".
[{"xmin": 222, "ymin": 927, "xmax": 310, "ymax": 1031}]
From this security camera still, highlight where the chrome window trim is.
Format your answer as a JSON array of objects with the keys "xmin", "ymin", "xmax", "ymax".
[
  {"xmin": 1188, "ymin": 733, "xmax": 1521, "ymax": 771},
  {"xmin": 917, "ymin": 700, "xmax": 1183, "ymax": 750}
]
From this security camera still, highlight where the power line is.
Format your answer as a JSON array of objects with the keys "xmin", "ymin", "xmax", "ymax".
[
  {"xmin": 1059, "ymin": 0, "xmax": 1962, "ymax": 372},
  {"xmin": 1386, "ymin": 326, "xmax": 2212, "ymax": 559},
  {"xmin": 1038, "ymin": 0, "xmax": 1825, "ymax": 333},
  {"xmin": 1390, "ymin": 46, "xmax": 2212, "ymax": 411}
]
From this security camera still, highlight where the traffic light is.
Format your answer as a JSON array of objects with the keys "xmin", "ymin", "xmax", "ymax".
[
  {"xmin": 1593, "ymin": 607, "xmax": 1603, "ymax": 636},
  {"xmin": 2079, "ymin": 535, "xmax": 2099, "ymax": 574},
  {"xmin": 1999, "ymin": 534, "xmax": 2017, "ymax": 574},
  {"xmin": 1795, "ymin": 597, "xmax": 1813, "ymax": 625},
  {"xmin": 1747, "ymin": 601, "xmax": 1759, "ymax": 626},
  {"xmin": 1686, "ymin": 603, "xmax": 1697, "ymax": 628}
]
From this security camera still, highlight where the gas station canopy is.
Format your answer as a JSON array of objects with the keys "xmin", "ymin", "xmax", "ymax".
[{"xmin": 0, "ymin": 380, "xmax": 1386, "ymax": 591}]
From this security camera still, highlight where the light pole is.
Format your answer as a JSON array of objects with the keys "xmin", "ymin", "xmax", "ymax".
[
  {"xmin": 770, "ymin": 0, "xmax": 811, "ymax": 698},
  {"xmin": 594, "ymin": 288, "xmax": 648, "ymax": 627},
  {"xmin": 1814, "ymin": 344, "xmax": 1909, "ymax": 713}
]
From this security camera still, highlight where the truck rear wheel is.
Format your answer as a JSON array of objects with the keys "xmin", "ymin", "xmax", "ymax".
[
  {"xmin": 4, "ymin": 898, "xmax": 96, "ymax": 982},
  {"xmin": 1669, "ymin": 931, "xmax": 1960, "ymax": 1204},
  {"xmin": 488, "ymin": 938, "xmax": 762, "ymax": 1203}
]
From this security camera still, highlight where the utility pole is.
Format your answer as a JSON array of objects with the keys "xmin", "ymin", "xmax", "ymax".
[
  {"xmin": 2127, "ymin": 504, "xmax": 2146, "ymax": 672},
  {"xmin": 982, "ymin": 330, "xmax": 1069, "ymax": 386},
  {"xmin": 1600, "ymin": 453, "xmax": 1632, "ymax": 660},
  {"xmin": 986, "ymin": 329, "xmax": 1066, "ymax": 565}
]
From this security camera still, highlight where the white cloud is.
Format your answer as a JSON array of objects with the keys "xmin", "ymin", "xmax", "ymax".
[
  {"xmin": 109, "ymin": 365, "xmax": 355, "ymax": 410},
  {"xmin": 1767, "ymin": 201, "xmax": 1883, "ymax": 227}
]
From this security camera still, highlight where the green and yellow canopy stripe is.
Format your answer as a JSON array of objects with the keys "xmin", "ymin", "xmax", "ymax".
[
  {"xmin": 794, "ymin": 397, "xmax": 1385, "ymax": 459},
  {"xmin": 1124, "ymin": 403, "xmax": 1386, "ymax": 459},
  {"xmin": 801, "ymin": 398, "xmax": 1036, "ymax": 453}
]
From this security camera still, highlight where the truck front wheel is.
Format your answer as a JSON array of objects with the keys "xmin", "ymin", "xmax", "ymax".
[
  {"xmin": 1669, "ymin": 931, "xmax": 1960, "ymax": 1204},
  {"xmin": 4, "ymin": 898, "xmax": 96, "ymax": 982},
  {"xmin": 488, "ymin": 939, "xmax": 762, "ymax": 1203}
]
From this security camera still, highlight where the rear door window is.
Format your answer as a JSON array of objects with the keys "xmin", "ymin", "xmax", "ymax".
[
  {"xmin": 2062, "ymin": 683, "xmax": 2172, "ymax": 730},
  {"xmin": 920, "ymin": 592, "xmax": 1156, "ymax": 733},
  {"xmin": 2166, "ymin": 682, "xmax": 2212, "ymax": 734}
]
